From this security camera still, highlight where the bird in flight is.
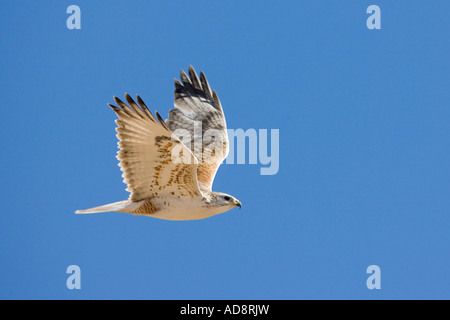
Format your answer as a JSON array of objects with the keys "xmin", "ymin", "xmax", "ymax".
[{"xmin": 76, "ymin": 66, "xmax": 241, "ymax": 220}]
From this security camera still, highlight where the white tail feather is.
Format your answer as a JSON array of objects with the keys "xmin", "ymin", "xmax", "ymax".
[{"xmin": 75, "ymin": 200, "xmax": 132, "ymax": 214}]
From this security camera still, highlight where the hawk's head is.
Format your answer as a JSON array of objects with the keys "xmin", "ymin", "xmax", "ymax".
[{"xmin": 208, "ymin": 192, "xmax": 242, "ymax": 209}]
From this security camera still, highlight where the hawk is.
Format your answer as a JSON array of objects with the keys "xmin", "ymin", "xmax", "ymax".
[{"xmin": 76, "ymin": 66, "xmax": 241, "ymax": 220}]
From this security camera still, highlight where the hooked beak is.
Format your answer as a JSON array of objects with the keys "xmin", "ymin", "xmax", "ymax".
[{"xmin": 234, "ymin": 200, "xmax": 242, "ymax": 209}]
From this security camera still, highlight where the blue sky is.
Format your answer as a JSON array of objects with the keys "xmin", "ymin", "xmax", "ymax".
[{"xmin": 1, "ymin": 1, "xmax": 449, "ymax": 299}]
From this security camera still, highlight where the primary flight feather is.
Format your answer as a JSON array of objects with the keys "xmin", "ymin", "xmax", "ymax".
[{"xmin": 76, "ymin": 66, "xmax": 241, "ymax": 220}]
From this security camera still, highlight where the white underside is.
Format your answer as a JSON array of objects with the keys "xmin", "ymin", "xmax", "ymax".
[
  {"xmin": 136, "ymin": 197, "xmax": 232, "ymax": 221},
  {"xmin": 76, "ymin": 196, "xmax": 234, "ymax": 221}
]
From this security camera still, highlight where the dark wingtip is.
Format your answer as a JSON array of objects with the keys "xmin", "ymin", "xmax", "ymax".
[
  {"xmin": 125, "ymin": 92, "xmax": 135, "ymax": 105},
  {"xmin": 155, "ymin": 111, "xmax": 169, "ymax": 130},
  {"xmin": 188, "ymin": 65, "xmax": 202, "ymax": 89},
  {"xmin": 113, "ymin": 96, "xmax": 124, "ymax": 105},
  {"xmin": 155, "ymin": 111, "xmax": 163, "ymax": 122},
  {"xmin": 136, "ymin": 94, "xmax": 149, "ymax": 110},
  {"xmin": 108, "ymin": 103, "xmax": 121, "ymax": 112},
  {"xmin": 180, "ymin": 69, "xmax": 190, "ymax": 83}
]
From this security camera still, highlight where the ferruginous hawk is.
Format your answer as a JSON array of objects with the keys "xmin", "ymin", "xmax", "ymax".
[{"xmin": 76, "ymin": 66, "xmax": 241, "ymax": 220}]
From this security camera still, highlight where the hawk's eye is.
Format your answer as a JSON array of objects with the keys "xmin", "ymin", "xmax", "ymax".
[{"xmin": 223, "ymin": 196, "xmax": 231, "ymax": 201}]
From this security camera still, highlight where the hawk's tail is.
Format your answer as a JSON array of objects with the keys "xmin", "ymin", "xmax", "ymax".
[{"xmin": 75, "ymin": 200, "xmax": 132, "ymax": 214}]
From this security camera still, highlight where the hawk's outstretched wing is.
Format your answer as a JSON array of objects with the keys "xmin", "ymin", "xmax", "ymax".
[
  {"xmin": 109, "ymin": 94, "xmax": 202, "ymax": 202},
  {"xmin": 166, "ymin": 66, "xmax": 229, "ymax": 191}
]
